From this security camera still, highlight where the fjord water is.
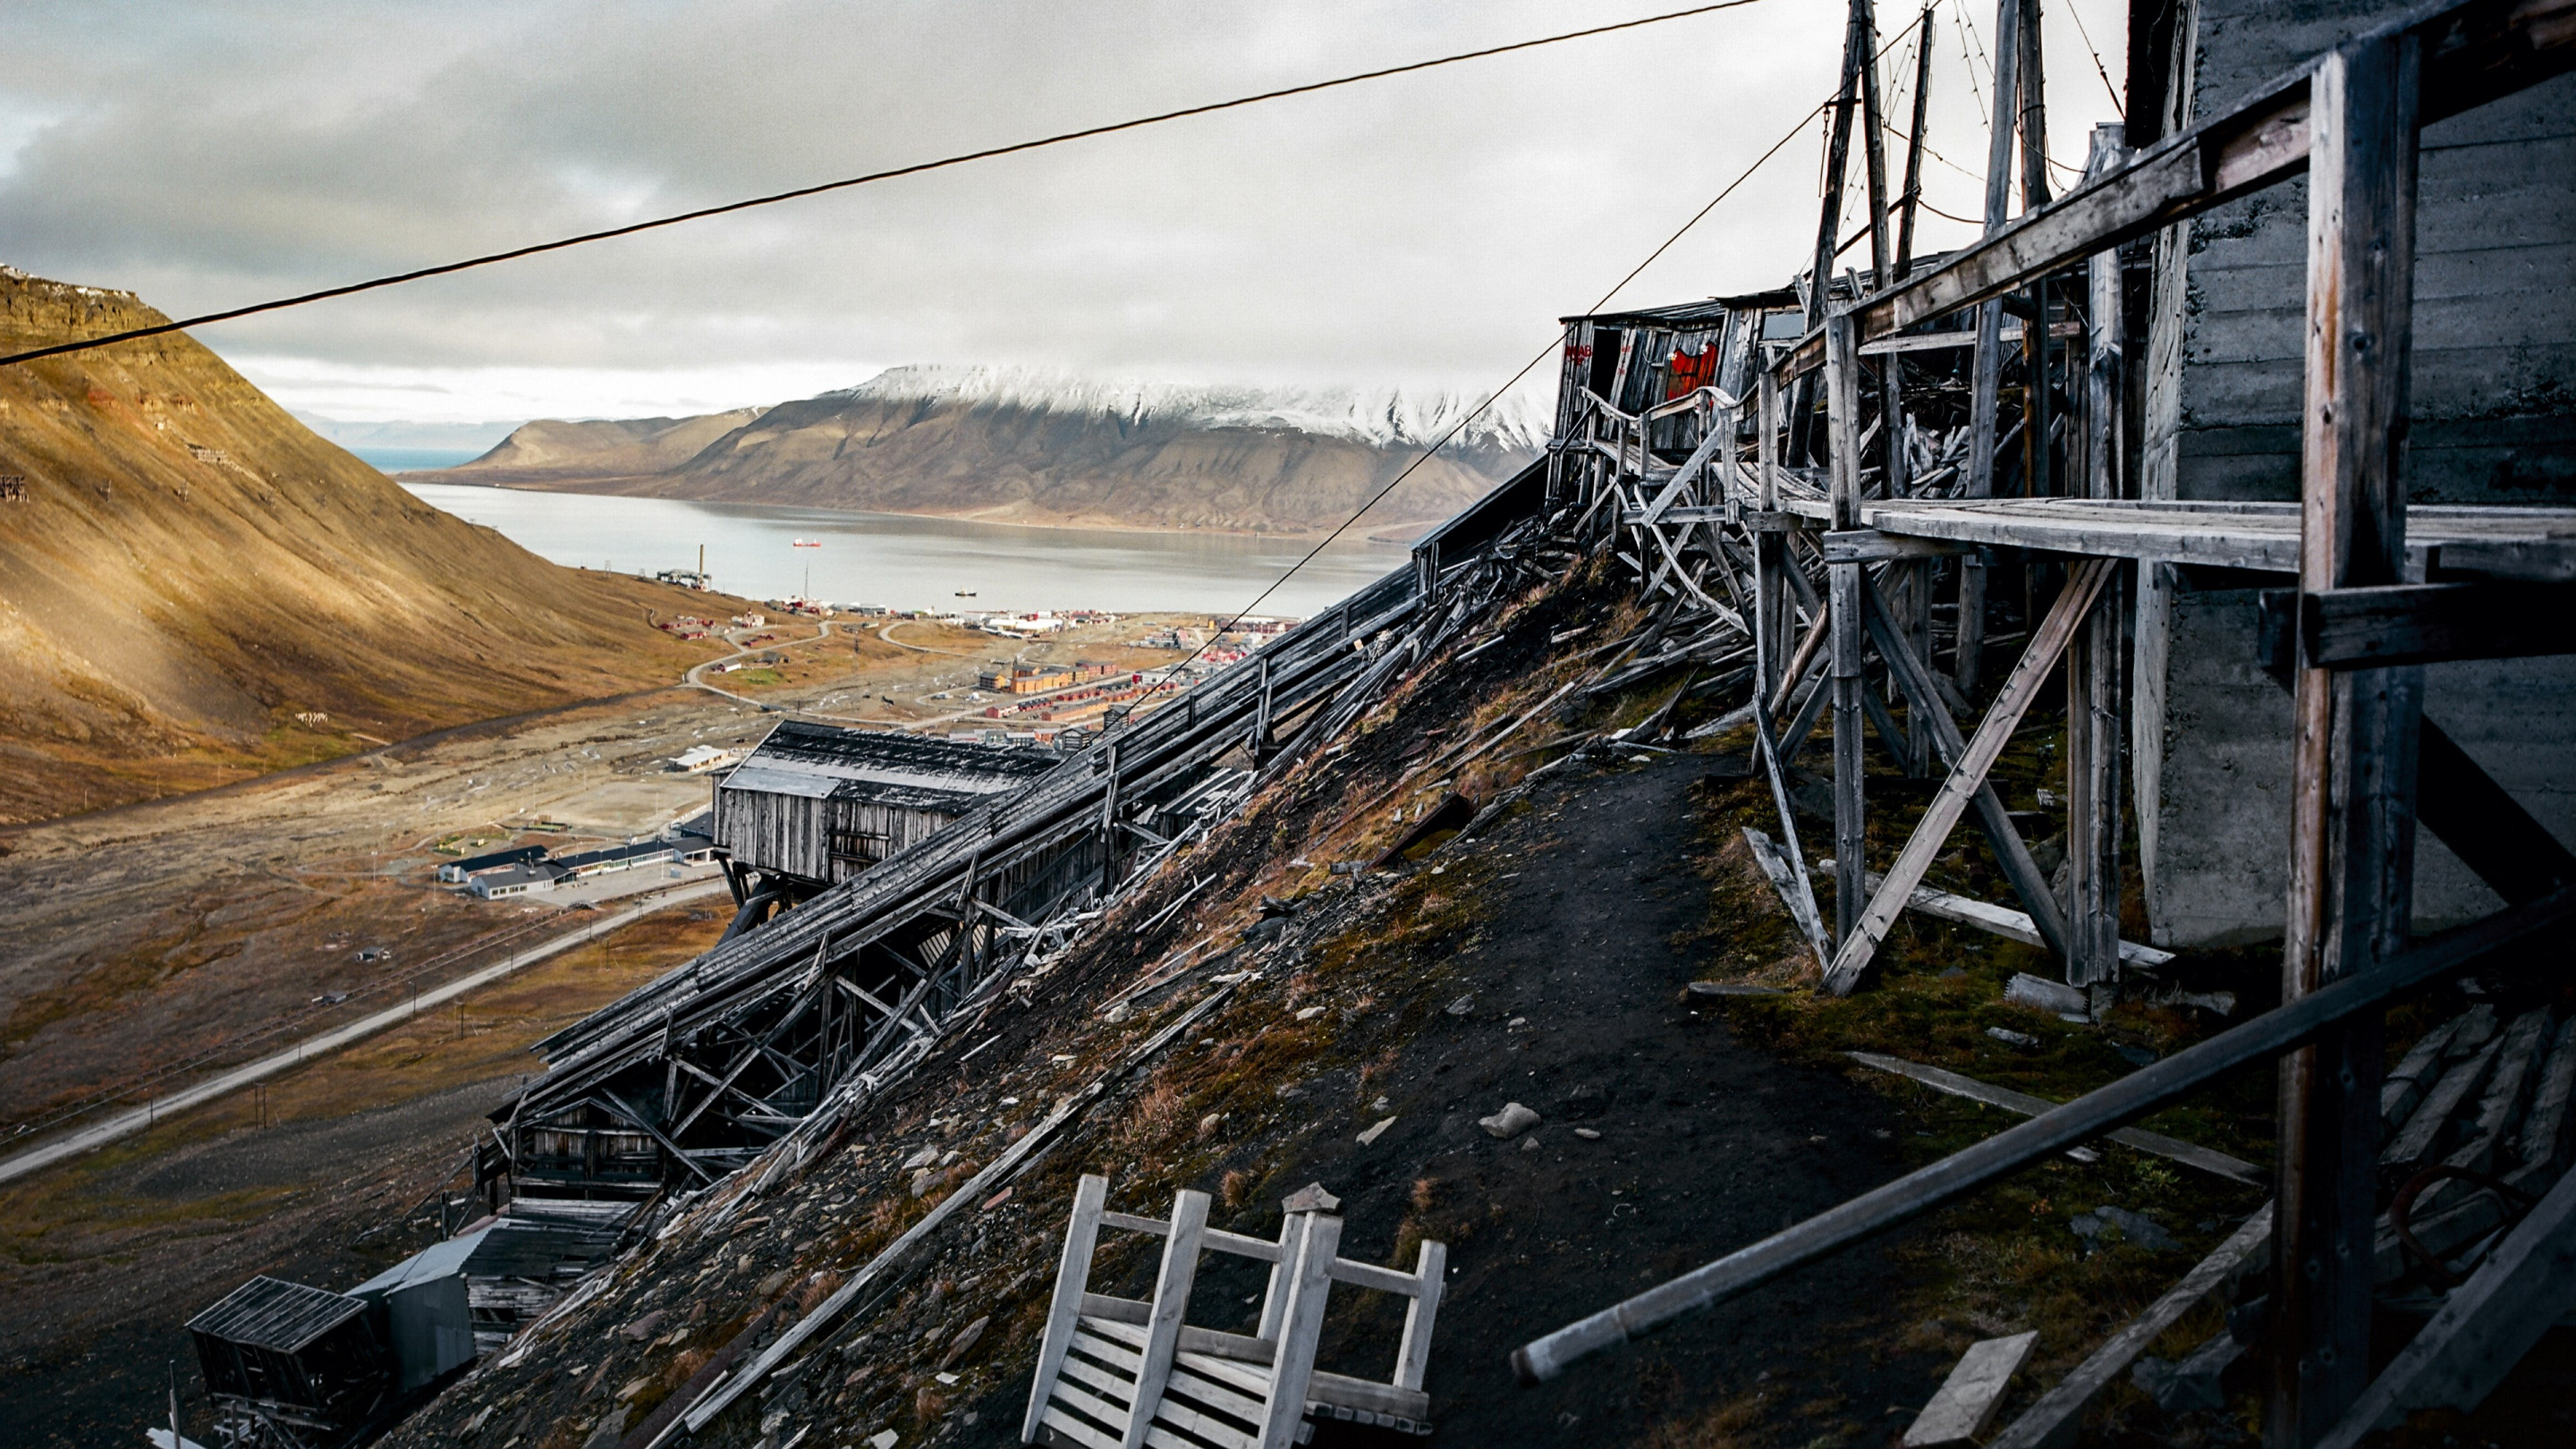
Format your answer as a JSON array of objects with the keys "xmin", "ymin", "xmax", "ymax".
[{"xmin": 400, "ymin": 481, "xmax": 1411, "ymax": 616}]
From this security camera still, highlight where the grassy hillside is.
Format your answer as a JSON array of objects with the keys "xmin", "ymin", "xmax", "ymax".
[{"xmin": 0, "ymin": 267, "xmax": 730, "ymax": 825}]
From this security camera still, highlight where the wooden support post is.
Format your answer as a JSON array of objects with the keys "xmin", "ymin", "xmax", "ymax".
[
  {"xmin": 1125, "ymin": 1189, "xmax": 1212, "ymax": 1449},
  {"xmin": 1895, "ymin": 5, "xmax": 1934, "ymax": 275},
  {"xmin": 2064, "ymin": 123, "xmax": 2131, "ymax": 991},
  {"xmin": 1023, "ymin": 1174, "xmax": 1109, "ymax": 1443},
  {"xmin": 1957, "ymin": 0, "xmax": 2023, "ymax": 692},
  {"xmin": 1756, "ymin": 359, "xmax": 1792, "ymax": 706},
  {"xmin": 2017, "ymin": 0, "xmax": 2053, "ymax": 504},
  {"xmin": 1394, "ymin": 1240, "xmax": 1447, "ymax": 1394},
  {"xmin": 2268, "ymin": 35, "xmax": 2425, "ymax": 1449},
  {"xmin": 1826, "ymin": 311, "xmax": 1868, "ymax": 946},
  {"xmin": 1256, "ymin": 1209, "xmax": 1343, "ymax": 1449},
  {"xmin": 1824, "ymin": 559, "xmax": 2113, "ymax": 995},
  {"xmin": 1856, "ymin": 0, "xmax": 1893, "ymax": 294}
]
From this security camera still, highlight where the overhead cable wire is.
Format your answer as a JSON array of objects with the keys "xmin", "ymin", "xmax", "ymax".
[
  {"xmin": 0, "ymin": 0, "xmax": 1774, "ymax": 370},
  {"xmin": 1175, "ymin": 90, "xmax": 1839, "ymax": 664},
  {"xmin": 2062, "ymin": 0, "xmax": 2127, "ymax": 119}
]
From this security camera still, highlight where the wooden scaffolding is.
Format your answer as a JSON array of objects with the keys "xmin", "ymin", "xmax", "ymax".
[{"xmin": 1516, "ymin": 1, "xmax": 2576, "ymax": 1444}]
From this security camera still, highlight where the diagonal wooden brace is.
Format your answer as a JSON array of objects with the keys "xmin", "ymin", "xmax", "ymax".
[
  {"xmin": 1822, "ymin": 557, "xmax": 2114, "ymax": 995},
  {"xmin": 1860, "ymin": 572, "xmax": 2073, "ymax": 959}
]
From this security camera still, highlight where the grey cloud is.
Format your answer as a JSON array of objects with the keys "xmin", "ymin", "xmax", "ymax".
[{"xmin": 0, "ymin": 0, "xmax": 2123, "ymax": 394}]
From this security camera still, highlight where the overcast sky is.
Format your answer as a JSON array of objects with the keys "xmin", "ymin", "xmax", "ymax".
[{"xmin": 0, "ymin": 1, "xmax": 2127, "ymax": 428}]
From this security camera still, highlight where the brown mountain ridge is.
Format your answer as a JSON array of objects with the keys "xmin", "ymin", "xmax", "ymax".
[{"xmin": 0, "ymin": 267, "xmax": 728, "ymax": 826}]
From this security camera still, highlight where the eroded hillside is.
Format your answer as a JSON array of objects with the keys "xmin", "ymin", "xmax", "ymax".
[
  {"xmin": 377, "ymin": 559, "xmax": 2284, "ymax": 1449},
  {"xmin": 0, "ymin": 267, "xmax": 730, "ymax": 824}
]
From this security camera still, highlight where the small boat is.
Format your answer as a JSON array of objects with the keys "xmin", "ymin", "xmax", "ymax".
[
  {"xmin": 792, "ymin": 538, "xmax": 821, "ymax": 548},
  {"xmin": 955, "ymin": 589, "xmax": 979, "ymax": 597}
]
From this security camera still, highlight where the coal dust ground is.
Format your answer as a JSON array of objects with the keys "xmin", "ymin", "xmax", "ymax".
[{"xmin": 950, "ymin": 750, "xmax": 1950, "ymax": 1447}]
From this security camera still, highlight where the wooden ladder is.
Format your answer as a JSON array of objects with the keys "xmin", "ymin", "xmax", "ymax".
[{"xmin": 1022, "ymin": 1176, "xmax": 1444, "ymax": 1449}]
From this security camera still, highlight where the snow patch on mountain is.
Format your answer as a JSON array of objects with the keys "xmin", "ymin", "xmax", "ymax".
[{"xmin": 821, "ymin": 364, "xmax": 1549, "ymax": 454}]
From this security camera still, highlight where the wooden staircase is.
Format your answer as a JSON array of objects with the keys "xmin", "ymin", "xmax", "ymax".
[{"xmin": 1024, "ymin": 1176, "xmax": 1443, "ymax": 1448}]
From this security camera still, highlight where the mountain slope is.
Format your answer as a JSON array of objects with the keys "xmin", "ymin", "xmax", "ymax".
[
  {"xmin": 440, "ymin": 366, "xmax": 1544, "ymax": 537},
  {"xmin": 448, "ymin": 409, "xmax": 766, "ymax": 480},
  {"xmin": 0, "ymin": 267, "xmax": 725, "ymax": 825}
]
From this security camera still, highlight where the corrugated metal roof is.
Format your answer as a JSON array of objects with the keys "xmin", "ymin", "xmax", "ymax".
[
  {"xmin": 350, "ymin": 1227, "xmax": 493, "ymax": 1298},
  {"xmin": 187, "ymin": 1276, "xmax": 370, "ymax": 1353},
  {"xmin": 718, "ymin": 721, "xmax": 1060, "ymax": 810}
]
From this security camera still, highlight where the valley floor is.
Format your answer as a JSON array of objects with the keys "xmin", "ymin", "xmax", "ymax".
[{"xmin": 0, "ymin": 615, "xmax": 1191, "ymax": 1446}]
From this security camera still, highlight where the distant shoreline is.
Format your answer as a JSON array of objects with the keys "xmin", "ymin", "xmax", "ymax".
[{"xmin": 393, "ymin": 469, "xmax": 1438, "ymax": 547}]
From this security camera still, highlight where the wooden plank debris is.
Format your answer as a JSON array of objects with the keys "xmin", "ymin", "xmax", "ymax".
[
  {"xmin": 1844, "ymin": 1052, "xmax": 2261, "ymax": 1184},
  {"xmin": 1901, "ymin": 1330, "xmax": 2038, "ymax": 1447},
  {"xmin": 1986, "ymin": 1206, "xmax": 2274, "ymax": 1449},
  {"xmin": 2317, "ymin": 1166, "xmax": 2576, "ymax": 1448}
]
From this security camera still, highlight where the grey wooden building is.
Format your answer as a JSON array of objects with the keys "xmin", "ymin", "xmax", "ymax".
[{"xmin": 712, "ymin": 722, "xmax": 1062, "ymax": 886}]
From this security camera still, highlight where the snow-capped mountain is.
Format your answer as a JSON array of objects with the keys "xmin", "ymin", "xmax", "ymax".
[
  {"xmin": 440, "ymin": 365, "xmax": 1545, "ymax": 538},
  {"xmin": 824, "ymin": 364, "xmax": 1551, "ymax": 456}
]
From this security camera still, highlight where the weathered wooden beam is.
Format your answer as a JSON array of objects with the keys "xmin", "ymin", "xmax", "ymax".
[
  {"xmin": 1987, "ymin": 1206, "xmax": 2276, "ymax": 1449},
  {"xmin": 1846, "ymin": 1053, "xmax": 2262, "ymax": 1182},
  {"xmin": 2416, "ymin": 717, "xmax": 2576, "ymax": 905},
  {"xmin": 1510, "ymin": 886, "xmax": 2576, "ymax": 1385},
  {"xmin": 2279, "ymin": 581, "xmax": 2576, "ymax": 668},
  {"xmin": 2316, "ymin": 1165, "xmax": 2576, "ymax": 1447},
  {"xmin": 1823, "ymin": 558, "xmax": 2112, "ymax": 994},
  {"xmin": 1771, "ymin": 0, "xmax": 2576, "ymax": 379},
  {"xmin": 2271, "ymin": 35, "xmax": 2426, "ymax": 1445},
  {"xmin": 1860, "ymin": 575, "xmax": 2072, "ymax": 957},
  {"xmin": 1827, "ymin": 311, "xmax": 1869, "ymax": 946},
  {"xmin": 1822, "ymin": 529, "xmax": 1967, "ymax": 563}
]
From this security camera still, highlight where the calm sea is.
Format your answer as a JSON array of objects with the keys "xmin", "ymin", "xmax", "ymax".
[{"xmin": 398, "ymin": 481, "xmax": 1412, "ymax": 617}]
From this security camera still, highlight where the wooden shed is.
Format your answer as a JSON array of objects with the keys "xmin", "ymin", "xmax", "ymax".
[
  {"xmin": 188, "ymin": 1275, "xmax": 392, "ymax": 1436},
  {"xmin": 712, "ymin": 722, "xmax": 1062, "ymax": 886}
]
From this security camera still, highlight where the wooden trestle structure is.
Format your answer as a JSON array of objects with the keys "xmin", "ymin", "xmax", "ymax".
[
  {"xmin": 481, "ymin": 473, "xmax": 1558, "ymax": 1217},
  {"xmin": 1519, "ymin": 0, "xmax": 2576, "ymax": 1444}
]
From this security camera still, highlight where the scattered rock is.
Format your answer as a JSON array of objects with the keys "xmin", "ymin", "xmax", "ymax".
[
  {"xmin": 2004, "ymin": 972, "xmax": 2089, "ymax": 1021},
  {"xmin": 1357, "ymin": 1116, "xmax": 1397, "ymax": 1146},
  {"xmin": 868, "ymin": 1432, "xmax": 899, "ymax": 1449},
  {"xmin": 901, "ymin": 1145, "xmax": 941, "ymax": 1171},
  {"xmin": 2131, "ymin": 1328, "xmax": 2242, "ymax": 1413},
  {"xmin": 1559, "ymin": 1083, "xmax": 1609, "ymax": 1119},
  {"xmin": 616, "ymin": 1377, "xmax": 649, "ymax": 1402},
  {"xmin": 582, "ymin": 1416, "xmax": 624, "ymax": 1449},
  {"xmin": 940, "ymin": 1315, "xmax": 989, "ymax": 1369},
  {"xmin": 1282, "ymin": 1182, "xmax": 1341, "ymax": 1213},
  {"xmin": 1479, "ymin": 1101, "xmax": 1541, "ymax": 1139},
  {"xmin": 2114, "ymin": 1043, "xmax": 2157, "ymax": 1067},
  {"xmin": 757, "ymin": 1269, "xmax": 792, "ymax": 1299},
  {"xmin": 1573, "ymin": 1127, "xmax": 1601, "ymax": 1140},
  {"xmin": 2070, "ymin": 1205, "xmax": 2177, "ymax": 1253},
  {"xmin": 911, "ymin": 1169, "xmax": 936, "ymax": 1198},
  {"xmin": 1985, "ymin": 1027, "xmax": 2039, "ymax": 1047},
  {"xmin": 979, "ymin": 1188, "xmax": 1013, "ymax": 1213},
  {"xmin": 1445, "ymin": 994, "xmax": 1477, "ymax": 1017},
  {"xmin": 619, "ymin": 1309, "xmax": 666, "ymax": 1343},
  {"xmin": 1521, "ymin": 1136, "xmax": 1541, "ymax": 1151},
  {"xmin": 1687, "ymin": 980, "xmax": 1785, "ymax": 997},
  {"xmin": 1293, "ymin": 1005, "xmax": 1326, "ymax": 1021}
]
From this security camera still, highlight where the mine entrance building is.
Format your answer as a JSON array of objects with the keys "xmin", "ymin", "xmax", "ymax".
[{"xmin": 711, "ymin": 721, "xmax": 1061, "ymax": 888}]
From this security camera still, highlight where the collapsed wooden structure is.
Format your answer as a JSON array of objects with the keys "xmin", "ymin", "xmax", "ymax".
[
  {"xmin": 1025, "ymin": 1176, "xmax": 1444, "ymax": 1449},
  {"xmin": 479, "ymin": 472, "xmax": 1557, "ymax": 1217},
  {"xmin": 1515, "ymin": 0, "xmax": 2576, "ymax": 1443}
]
